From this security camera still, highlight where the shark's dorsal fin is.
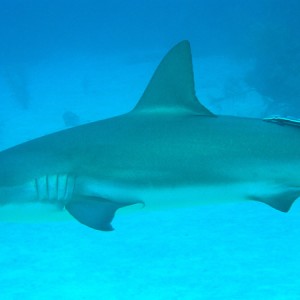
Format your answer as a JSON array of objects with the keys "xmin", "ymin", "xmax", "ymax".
[{"xmin": 132, "ymin": 40, "xmax": 214, "ymax": 116}]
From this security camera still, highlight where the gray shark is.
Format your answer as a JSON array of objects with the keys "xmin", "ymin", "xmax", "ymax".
[{"xmin": 1, "ymin": 40, "xmax": 300, "ymax": 231}]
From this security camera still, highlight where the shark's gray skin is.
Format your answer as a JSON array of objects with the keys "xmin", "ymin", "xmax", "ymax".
[{"xmin": 1, "ymin": 41, "xmax": 300, "ymax": 231}]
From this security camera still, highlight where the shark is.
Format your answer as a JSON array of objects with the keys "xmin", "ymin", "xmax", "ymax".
[{"xmin": 1, "ymin": 40, "xmax": 300, "ymax": 231}]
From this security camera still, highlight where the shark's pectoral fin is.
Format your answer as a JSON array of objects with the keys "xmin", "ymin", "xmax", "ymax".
[
  {"xmin": 65, "ymin": 197, "xmax": 138, "ymax": 231},
  {"xmin": 247, "ymin": 188, "xmax": 300, "ymax": 212}
]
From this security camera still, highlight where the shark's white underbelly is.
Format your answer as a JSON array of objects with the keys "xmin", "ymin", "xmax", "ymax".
[{"xmin": 77, "ymin": 177, "xmax": 283, "ymax": 212}]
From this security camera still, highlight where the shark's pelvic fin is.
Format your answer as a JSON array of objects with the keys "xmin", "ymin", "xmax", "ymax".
[
  {"xmin": 247, "ymin": 188, "xmax": 300, "ymax": 212},
  {"xmin": 132, "ymin": 40, "xmax": 214, "ymax": 116}
]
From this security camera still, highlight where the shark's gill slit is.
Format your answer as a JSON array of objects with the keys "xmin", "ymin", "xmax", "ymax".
[
  {"xmin": 34, "ymin": 178, "xmax": 40, "ymax": 201},
  {"xmin": 33, "ymin": 174, "xmax": 75, "ymax": 205},
  {"xmin": 46, "ymin": 175, "xmax": 49, "ymax": 201},
  {"xmin": 61, "ymin": 174, "xmax": 68, "ymax": 202},
  {"xmin": 55, "ymin": 174, "xmax": 59, "ymax": 202},
  {"xmin": 58, "ymin": 174, "xmax": 67, "ymax": 203},
  {"xmin": 66, "ymin": 175, "xmax": 76, "ymax": 202}
]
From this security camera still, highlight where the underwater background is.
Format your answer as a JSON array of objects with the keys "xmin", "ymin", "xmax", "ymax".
[{"xmin": 1, "ymin": 0, "xmax": 300, "ymax": 299}]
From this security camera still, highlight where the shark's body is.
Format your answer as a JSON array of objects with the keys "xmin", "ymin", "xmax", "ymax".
[{"xmin": 1, "ymin": 41, "xmax": 300, "ymax": 231}]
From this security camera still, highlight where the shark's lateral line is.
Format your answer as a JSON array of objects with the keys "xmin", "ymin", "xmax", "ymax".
[{"xmin": 1, "ymin": 41, "xmax": 300, "ymax": 231}]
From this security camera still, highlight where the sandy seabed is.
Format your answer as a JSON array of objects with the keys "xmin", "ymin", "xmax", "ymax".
[{"xmin": 1, "ymin": 203, "xmax": 300, "ymax": 300}]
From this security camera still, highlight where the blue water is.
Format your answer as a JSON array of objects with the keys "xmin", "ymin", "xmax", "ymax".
[{"xmin": 1, "ymin": 1, "xmax": 300, "ymax": 299}]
